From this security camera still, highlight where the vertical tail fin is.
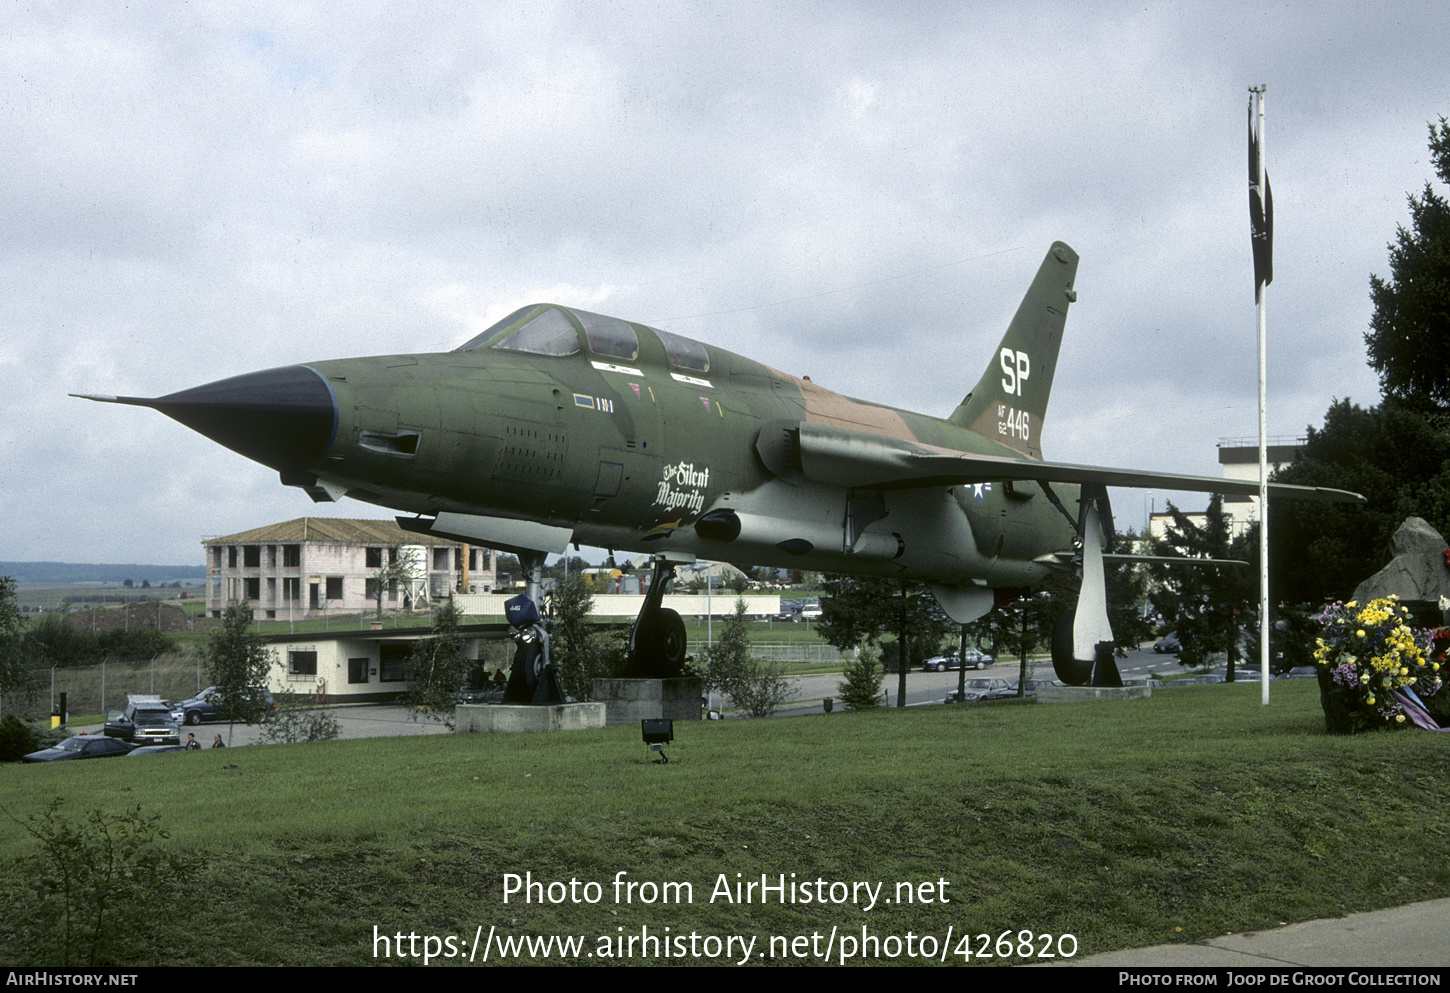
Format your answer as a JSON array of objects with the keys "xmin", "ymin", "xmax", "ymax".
[{"xmin": 948, "ymin": 242, "xmax": 1079, "ymax": 460}]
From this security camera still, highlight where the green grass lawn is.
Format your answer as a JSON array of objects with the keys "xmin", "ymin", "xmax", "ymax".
[{"xmin": 2, "ymin": 679, "xmax": 1447, "ymax": 966}]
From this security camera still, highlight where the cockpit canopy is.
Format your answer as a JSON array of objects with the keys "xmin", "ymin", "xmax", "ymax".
[{"xmin": 457, "ymin": 304, "xmax": 709, "ymax": 373}]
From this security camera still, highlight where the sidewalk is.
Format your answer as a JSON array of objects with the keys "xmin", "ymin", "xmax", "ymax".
[{"xmin": 1057, "ymin": 897, "xmax": 1450, "ymax": 967}]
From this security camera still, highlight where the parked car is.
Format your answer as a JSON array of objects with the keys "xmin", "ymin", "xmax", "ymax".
[
  {"xmin": 1153, "ymin": 632, "xmax": 1182, "ymax": 654},
  {"xmin": 24, "ymin": 734, "xmax": 137, "ymax": 762},
  {"xmin": 944, "ymin": 676, "xmax": 1014, "ymax": 703},
  {"xmin": 959, "ymin": 647, "xmax": 994, "ymax": 669},
  {"xmin": 174, "ymin": 686, "xmax": 276, "ymax": 725},
  {"xmin": 104, "ymin": 694, "xmax": 181, "ymax": 745},
  {"xmin": 1020, "ymin": 677, "xmax": 1060, "ymax": 696},
  {"xmin": 921, "ymin": 652, "xmax": 959, "ymax": 672},
  {"xmin": 127, "ymin": 744, "xmax": 186, "ymax": 756},
  {"xmin": 1121, "ymin": 678, "xmax": 1164, "ymax": 689}
]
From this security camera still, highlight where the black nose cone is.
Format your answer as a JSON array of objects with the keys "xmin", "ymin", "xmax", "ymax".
[{"xmin": 147, "ymin": 365, "xmax": 337, "ymax": 473}]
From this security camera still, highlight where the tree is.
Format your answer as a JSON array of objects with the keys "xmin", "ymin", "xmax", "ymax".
[
  {"xmin": 819, "ymin": 576, "xmax": 947, "ymax": 706},
  {"xmin": 1149, "ymin": 496, "xmax": 1254, "ymax": 675},
  {"xmin": 817, "ymin": 575, "xmax": 897, "ymax": 652},
  {"xmin": 259, "ymin": 689, "xmax": 341, "ymax": 744},
  {"xmin": 366, "ymin": 545, "xmax": 412, "ymax": 620},
  {"xmin": 703, "ymin": 599, "xmax": 792, "ymax": 718},
  {"xmin": 1269, "ymin": 397, "xmax": 1450, "ymax": 604},
  {"xmin": 1365, "ymin": 116, "xmax": 1450, "ymax": 409},
  {"xmin": 836, "ymin": 644, "xmax": 885, "ymax": 710},
  {"xmin": 549, "ymin": 573, "xmax": 616, "ymax": 700},
  {"xmin": 203, "ymin": 603, "xmax": 275, "ymax": 743},
  {"xmin": 402, "ymin": 600, "xmax": 468, "ymax": 725},
  {"xmin": 981, "ymin": 589, "xmax": 1065, "ymax": 694},
  {"xmin": 1, "ymin": 578, "xmax": 34, "ymax": 708}
]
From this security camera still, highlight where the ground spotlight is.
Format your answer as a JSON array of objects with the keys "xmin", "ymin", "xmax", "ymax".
[{"xmin": 641, "ymin": 718, "xmax": 673, "ymax": 763}]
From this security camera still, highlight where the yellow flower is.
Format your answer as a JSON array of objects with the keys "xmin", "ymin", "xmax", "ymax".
[
  {"xmin": 1396, "ymin": 715, "xmax": 1406, "ymax": 723},
  {"xmin": 1367, "ymin": 696, "xmax": 1376, "ymax": 704},
  {"xmin": 1357, "ymin": 630, "xmax": 1366, "ymax": 639}
]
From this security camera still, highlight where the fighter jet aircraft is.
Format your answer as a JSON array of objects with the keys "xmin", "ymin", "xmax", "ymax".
[{"xmin": 76, "ymin": 242, "xmax": 1362, "ymax": 688}]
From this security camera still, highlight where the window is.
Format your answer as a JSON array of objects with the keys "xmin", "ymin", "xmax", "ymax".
[
  {"xmin": 486, "ymin": 306, "xmax": 580, "ymax": 356},
  {"xmin": 288, "ymin": 651, "xmax": 318, "ymax": 676},
  {"xmin": 283, "ymin": 544, "xmax": 300, "ymax": 567},
  {"xmin": 348, "ymin": 658, "xmax": 369, "ymax": 684},
  {"xmin": 243, "ymin": 545, "xmax": 260, "ymax": 567},
  {"xmin": 283, "ymin": 577, "xmax": 300, "ymax": 602},
  {"xmin": 325, "ymin": 577, "xmax": 343, "ymax": 600},
  {"xmin": 576, "ymin": 309, "xmax": 639, "ymax": 360},
  {"xmin": 433, "ymin": 548, "xmax": 450, "ymax": 571},
  {"xmin": 244, "ymin": 578, "xmax": 260, "ymax": 600},
  {"xmin": 654, "ymin": 327, "xmax": 710, "ymax": 372},
  {"xmin": 228, "ymin": 546, "xmax": 238, "ymax": 568},
  {"xmin": 379, "ymin": 644, "xmax": 410, "ymax": 682},
  {"xmin": 366, "ymin": 547, "xmax": 383, "ymax": 568}
]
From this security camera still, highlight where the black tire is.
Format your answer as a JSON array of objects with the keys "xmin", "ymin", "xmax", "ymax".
[
  {"xmin": 658, "ymin": 608, "xmax": 687, "ymax": 671},
  {"xmin": 186, "ymin": 711, "xmax": 202, "ymax": 726}
]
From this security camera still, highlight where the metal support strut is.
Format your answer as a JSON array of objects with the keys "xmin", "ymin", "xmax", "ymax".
[
  {"xmin": 624, "ymin": 555, "xmax": 689, "ymax": 678},
  {"xmin": 502, "ymin": 550, "xmax": 566, "ymax": 704},
  {"xmin": 1051, "ymin": 485, "xmax": 1123, "ymax": 687}
]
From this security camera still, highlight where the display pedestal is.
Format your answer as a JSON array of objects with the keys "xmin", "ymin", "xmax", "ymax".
[
  {"xmin": 1036, "ymin": 685, "xmax": 1151, "ymax": 704},
  {"xmin": 456, "ymin": 703, "xmax": 606, "ymax": 733},
  {"xmin": 592, "ymin": 678, "xmax": 703, "ymax": 726}
]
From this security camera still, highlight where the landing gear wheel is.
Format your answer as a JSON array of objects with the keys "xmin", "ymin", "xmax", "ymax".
[{"xmin": 657, "ymin": 608, "xmax": 687, "ymax": 674}]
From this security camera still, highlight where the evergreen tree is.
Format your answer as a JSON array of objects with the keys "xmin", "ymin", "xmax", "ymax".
[
  {"xmin": 836, "ymin": 644, "xmax": 884, "ymax": 710},
  {"xmin": 817, "ymin": 574, "xmax": 897, "ymax": 651},
  {"xmin": 703, "ymin": 599, "xmax": 791, "ymax": 718},
  {"xmin": 1149, "ymin": 496, "xmax": 1254, "ymax": 675},
  {"xmin": 1269, "ymin": 397, "xmax": 1450, "ymax": 604},
  {"xmin": 1365, "ymin": 116, "xmax": 1450, "ymax": 409},
  {"xmin": 549, "ymin": 573, "xmax": 615, "ymax": 700}
]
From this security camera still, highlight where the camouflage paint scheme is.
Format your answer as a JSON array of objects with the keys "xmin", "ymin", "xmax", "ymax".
[{"xmin": 79, "ymin": 242, "xmax": 1362, "ymax": 626}]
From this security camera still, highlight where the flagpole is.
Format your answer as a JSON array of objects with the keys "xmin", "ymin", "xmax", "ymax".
[{"xmin": 1251, "ymin": 84, "xmax": 1270, "ymax": 706}]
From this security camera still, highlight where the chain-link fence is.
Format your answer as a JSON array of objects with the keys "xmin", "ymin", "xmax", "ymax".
[
  {"xmin": 3, "ymin": 654, "xmax": 208, "ymax": 720},
  {"xmin": 687, "ymin": 641, "xmax": 852, "ymax": 665}
]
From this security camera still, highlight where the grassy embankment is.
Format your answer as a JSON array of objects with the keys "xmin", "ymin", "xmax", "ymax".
[{"xmin": 2, "ymin": 679, "xmax": 1447, "ymax": 966}]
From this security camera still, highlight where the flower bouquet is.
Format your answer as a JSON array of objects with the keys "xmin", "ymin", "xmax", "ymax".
[{"xmin": 1312, "ymin": 597, "xmax": 1442, "ymax": 733}]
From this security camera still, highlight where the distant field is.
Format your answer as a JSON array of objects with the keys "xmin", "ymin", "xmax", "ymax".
[{"xmin": 2, "ymin": 680, "xmax": 1447, "ymax": 966}]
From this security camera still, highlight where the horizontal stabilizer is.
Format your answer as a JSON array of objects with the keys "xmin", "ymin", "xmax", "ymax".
[{"xmin": 1104, "ymin": 554, "xmax": 1249, "ymax": 567}]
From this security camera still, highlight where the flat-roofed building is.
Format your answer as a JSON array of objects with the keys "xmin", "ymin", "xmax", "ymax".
[{"xmin": 203, "ymin": 517, "xmax": 497, "ymax": 620}]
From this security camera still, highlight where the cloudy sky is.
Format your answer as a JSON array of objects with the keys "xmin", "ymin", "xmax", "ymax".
[{"xmin": 3, "ymin": 2, "xmax": 1447, "ymax": 566}]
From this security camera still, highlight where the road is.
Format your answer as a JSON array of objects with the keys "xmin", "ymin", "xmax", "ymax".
[
  {"xmin": 767, "ymin": 646, "xmax": 1202, "ymax": 717},
  {"xmin": 113, "ymin": 646, "xmax": 1210, "ymax": 745}
]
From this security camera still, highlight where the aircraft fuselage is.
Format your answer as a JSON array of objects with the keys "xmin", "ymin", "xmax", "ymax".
[{"xmin": 297, "ymin": 325, "xmax": 1077, "ymax": 592}]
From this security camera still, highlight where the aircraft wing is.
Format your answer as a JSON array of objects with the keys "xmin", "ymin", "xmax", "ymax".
[{"xmin": 756, "ymin": 421, "xmax": 1365, "ymax": 503}]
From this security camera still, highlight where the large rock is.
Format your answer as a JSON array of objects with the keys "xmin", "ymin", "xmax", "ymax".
[{"xmin": 1352, "ymin": 517, "xmax": 1450, "ymax": 604}]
